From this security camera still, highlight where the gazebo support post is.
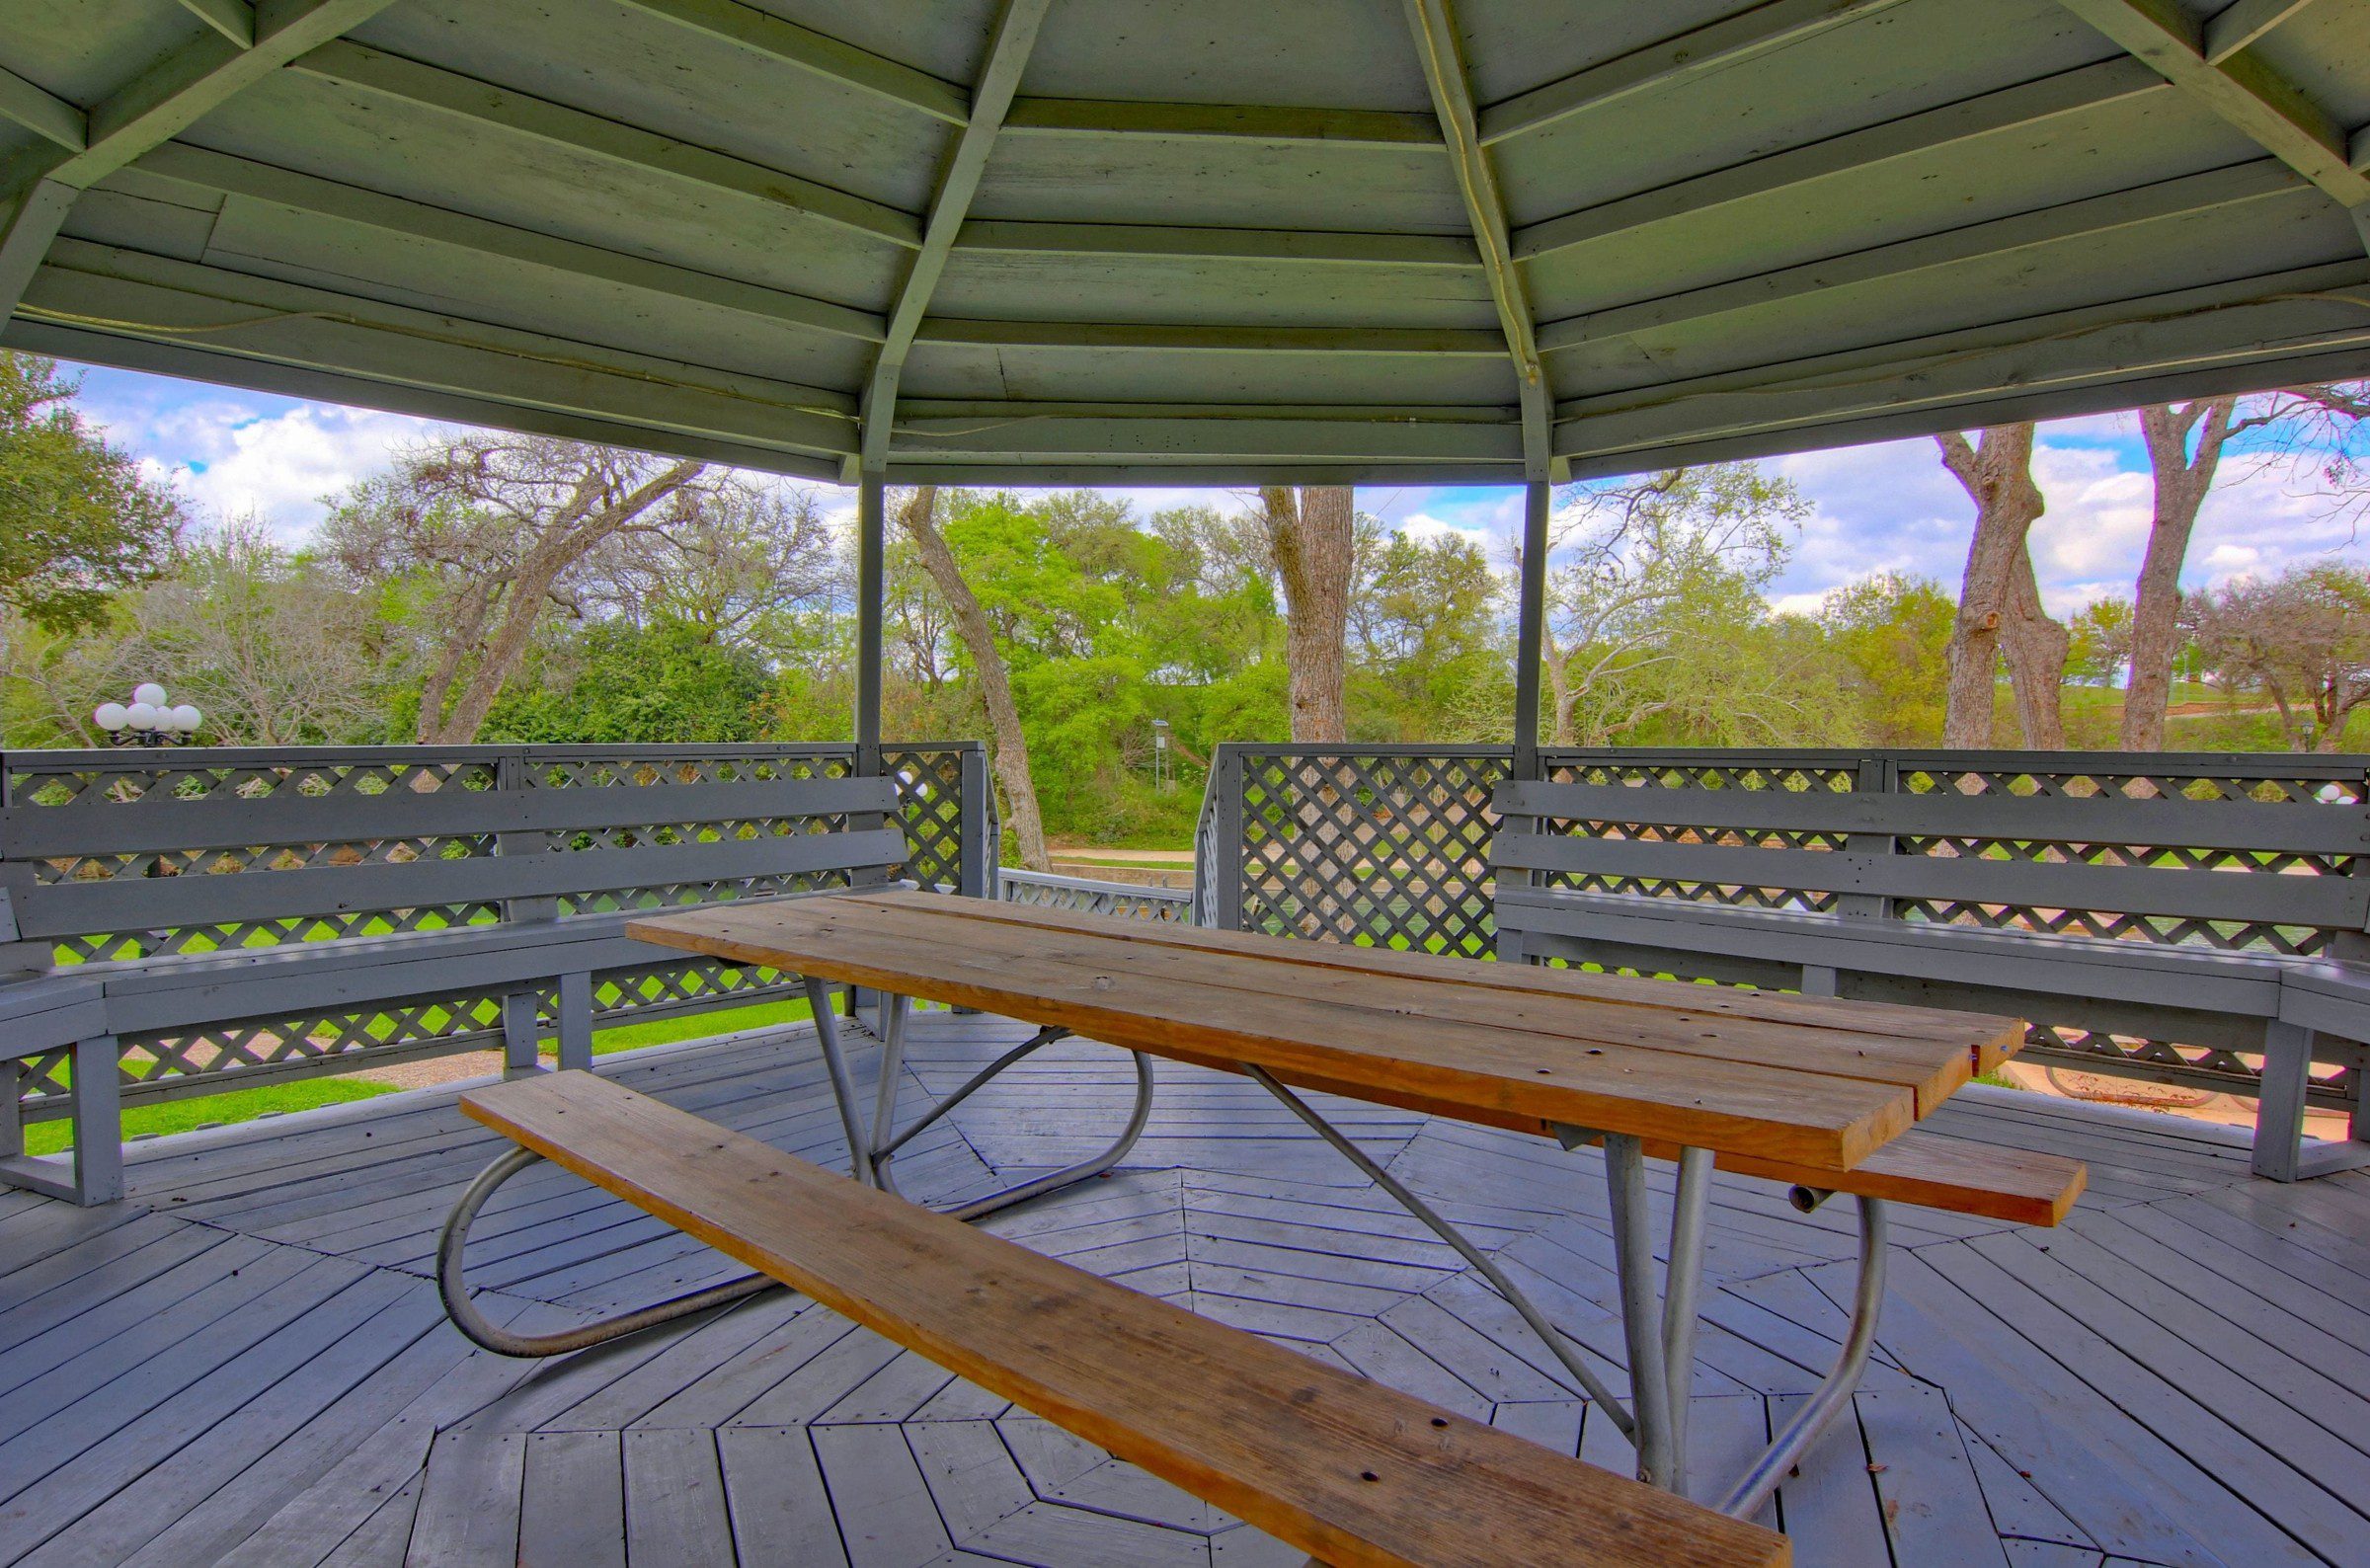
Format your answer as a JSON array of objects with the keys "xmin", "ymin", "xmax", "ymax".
[
  {"xmin": 854, "ymin": 469, "xmax": 887, "ymax": 773},
  {"xmin": 1511, "ymin": 477, "xmax": 1550, "ymax": 779}
]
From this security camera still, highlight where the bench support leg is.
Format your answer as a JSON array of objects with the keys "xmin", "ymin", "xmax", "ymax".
[
  {"xmin": 803, "ymin": 977, "xmax": 874, "ymax": 1185},
  {"xmin": 0, "ymin": 1038, "xmax": 126, "ymax": 1206},
  {"xmin": 437, "ymin": 1144, "xmax": 777, "ymax": 1357},
  {"xmin": 1605, "ymin": 1134, "xmax": 1678, "ymax": 1489},
  {"xmin": 2252, "ymin": 1022, "xmax": 2370, "ymax": 1180},
  {"xmin": 502, "ymin": 991, "xmax": 542, "ymax": 1077},
  {"xmin": 555, "ymin": 973, "xmax": 593, "ymax": 1072}
]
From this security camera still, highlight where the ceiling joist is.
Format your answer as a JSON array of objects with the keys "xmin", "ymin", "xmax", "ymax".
[
  {"xmin": 2053, "ymin": 0, "xmax": 2370, "ymax": 250},
  {"xmin": 1516, "ymin": 56, "xmax": 2168, "ymax": 261},
  {"xmin": 913, "ymin": 319, "xmax": 1506, "ymax": 354},
  {"xmin": 1001, "ymin": 98, "xmax": 1444, "ymax": 146},
  {"xmin": 0, "ymin": 65, "xmax": 88, "ymax": 152},
  {"xmin": 1536, "ymin": 159, "xmax": 2306, "ymax": 354},
  {"xmin": 2202, "ymin": 0, "xmax": 2323, "ymax": 65},
  {"xmin": 290, "ymin": 40, "xmax": 922, "ymax": 249},
  {"xmin": 0, "ymin": 0, "xmax": 401, "ymax": 318},
  {"xmin": 856, "ymin": 0, "xmax": 1056, "ymax": 472},
  {"xmin": 130, "ymin": 142, "xmax": 888, "ymax": 343},
  {"xmin": 1402, "ymin": 0, "xmax": 1553, "ymax": 481},
  {"xmin": 173, "ymin": 0, "xmax": 257, "ymax": 47},
  {"xmin": 952, "ymin": 219, "xmax": 1478, "ymax": 268},
  {"xmin": 1478, "ymin": 0, "xmax": 1908, "ymax": 146},
  {"xmin": 612, "ymin": 0, "xmax": 969, "ymax": 125}
]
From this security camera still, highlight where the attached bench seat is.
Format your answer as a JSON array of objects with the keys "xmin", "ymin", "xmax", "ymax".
[
  {"xmin": 1, "ymin": 769, "xmax": 907, "ymax": 1204},
  {"xmin": 460, "ymin": 1071, "xmax": 1792, "ymax": 1568},
  {"xmin": 1491, "ymin": 774, "xmax": 2370, "ymax": 1181}
]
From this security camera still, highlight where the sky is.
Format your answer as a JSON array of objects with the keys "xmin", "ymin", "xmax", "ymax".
[{"xmin": 63, "ymin": 361, "xmax": 2370, "ymax": 620}]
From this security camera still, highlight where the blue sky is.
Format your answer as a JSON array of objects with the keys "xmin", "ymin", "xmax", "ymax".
[{"xmin": 64, "ymin": 360, "xmax": 2370, "ymax": 619}]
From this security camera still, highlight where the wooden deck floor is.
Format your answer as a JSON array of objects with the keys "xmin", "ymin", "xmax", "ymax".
[{"xmin": 2, "ymin": 1010, "xmax": 2366, "ymax": 1568}]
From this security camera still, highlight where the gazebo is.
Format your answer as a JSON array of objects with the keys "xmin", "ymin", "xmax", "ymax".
[
  {"xmin": 5, "ymin": 0, "xmax": 2369, "ymax": 757},
  {"xmin": 4, "ymin": 5, "xmax": 2370, "ymax": 1565}
]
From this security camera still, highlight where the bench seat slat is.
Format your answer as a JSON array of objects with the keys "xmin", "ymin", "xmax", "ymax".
[
  {"xmin": 460, "ymin": 1072, "xmax": 1790, "ymax": 1568},
  {"xmin": 12, "ymin": 828, "xmax": 905, "ymax": 938},
  {"xmin": 1497, "ymin": 779, "xmax": 2370, "ymax": 858},
  {"xmin": 0, "ymin": 775, "xmax": 899, "ymax": 859},
  {"xmin": 1492, "ymin": 835, "xmax": 2367, "ymax": 932}
]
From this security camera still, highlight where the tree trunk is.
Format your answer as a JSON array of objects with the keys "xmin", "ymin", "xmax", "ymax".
[
  {"xmin": 1938, "ymin": 426, "xmax": 2065, "ymax": 747},
  {"xmin": 898, "ymin": 487, "xmax": 1050, "ymax": 872},
  {"xmin": 419, "ymin": 461, "xmax": 705, "ymax": 743},
  {"xmin": 2123, "ymin": 398, "xmax": 2235, "ymax": 750},
  {"xmin": 1260, "ymin": 486, "xmax": 1355, "ymax": 743}
]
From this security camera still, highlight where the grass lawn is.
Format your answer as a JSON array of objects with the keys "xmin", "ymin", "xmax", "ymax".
[{"xmin": 22, "ymin": 992, "xmax": 828, "ymax": 1155}]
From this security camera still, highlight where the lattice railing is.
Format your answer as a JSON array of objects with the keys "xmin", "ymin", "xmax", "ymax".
[
  {"xmin": 1213, "ymin": 745, "xmax": 1507, "ymax": 958},
  {"xmin": 1002, "ymin": 869, "xmax": 1192, "ymax": 922},
  {"xmin": 1200, "ymin": 744, "xmax": 2370, "ymax": 1107},
  {"xmin": 3, "ymin": 742, "xmax": 992, "ymax": 1117}
]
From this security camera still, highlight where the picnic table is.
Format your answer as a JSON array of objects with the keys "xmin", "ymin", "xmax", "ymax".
[{"xmin": 585, "ymin": 889, "xmax": 2047, "ymax": 1517}]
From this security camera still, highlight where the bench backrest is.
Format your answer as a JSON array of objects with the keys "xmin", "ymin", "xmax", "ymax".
[
  {"xmin": 0, "ymin": 751, "xmax": 905, "ymax": 968},
  {"xmin": 1493, "ymin": 772, "xmax": 2370, "ymax": 950}
]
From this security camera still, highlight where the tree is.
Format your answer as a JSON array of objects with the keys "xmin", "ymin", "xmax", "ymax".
[
  {"xmin": 1936, "ymin": 425, "xmax": 2066, "ymax": 747},
  {"xmin": 2187, "ymin": 563, "xmax": 2370, "ymax": 750},
  {"xmin": 2066, "ymin": 597, "xmax": 2134, "ymax": 687},
  {"xmin": 0, "ymin": 353, "xmax": 182, "ymax": 630},
  {"xmin": 1257, "ymin": 486, "xmax": 1356, "ymax": 743},
  {"xmin": 1822, "ymin": 573, "xmax": 1955, "ymax": 744},
  {"xmin": 1349, "ymin": 529, "xmax": 1507, "ymax": 741},
  {"xmin": 1537, "ymin": 464, "xmax": 1803, "ymax": 744},
  {"xmin": 577, "ymin": 482, "xmax": 835, "ymax": 653},
  {"xmin": 322, "ymin": 435, "xmax": 716, "ymax": 744},
  {"xmin": 483, "ymin": 618, "xmax": 773, "ymax": 744},
  {"xmin": 897, "ymin": 487, "xmax": 1051, "ymax": 871}
]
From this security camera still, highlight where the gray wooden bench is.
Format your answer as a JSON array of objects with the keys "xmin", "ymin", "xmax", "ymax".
[
  {"xmin": 1491, "ymin": 776, "xmax": 2370, "ymax": 1181},
  {"xmin": 448, "ymin": 1070, "xmax": 1793, "ymax": 1568},
  {"xmin": 0, "ymin": 770, "xmax": 904, "ymax": 1204}
]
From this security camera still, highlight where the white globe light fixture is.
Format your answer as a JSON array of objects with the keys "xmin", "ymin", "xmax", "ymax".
[{"xmin": 93, "ymin": 683, "xmax": 201, "ymax": 746}]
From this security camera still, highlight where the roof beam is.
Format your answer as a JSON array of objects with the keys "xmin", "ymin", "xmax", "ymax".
[
  {"xmin": 290, "ymin": 39, "xmax": 922, "ymax": 249},
  {"xmin": 1001, "ymin": 98, "xmax": 1444, "ymax": 146},
  {"xmin": 611, "ymin": 0, "xmax": 968, "ymax": 125},
  {"xmin": 1402, "ymin": 0, "xmax": 1553, "ymax": 479},
  {"xmin": 2203, "ymin": 0, "xmax": 2322, "ymax": 64},
  {"xmin": 913, "ymin": 319, "xmax": 1506, "ymax": 354},
  {"xmin": 2053, "ymin": 0, "xmax": 2370, "ymax": 238},
  {"xmin": 856, "ymin": 0, "xmax": 1056, "ymax": 472},
  {"xmin": 173, "ymin": 0, "xmax": 257, "ymax": 47},
  {"xmin": 1536, "ymin": 159, "xmax": 2306, "ymax": 355},
  {"xmin": 0, "ymin": 0, "xmax": 400, "ymax": 317},
  {"xmin": 1551, "ymin": 257, "xmax": 2370, "ymax": 458},
  {"xmin": 25, "ymin": 237, "xmax": 858, "ymax": 457},
  {"xmin": 1514, "ymin": 56, "xmax": 2167, "ymax": 262},
  {"xmin": 0, "ymin": 66, "xmax": 87, "ymax": 151},
  {"xmin": 954, "ymin": 219, "xmax": 1478, "ymax": 268},
  {"xmin": 131, "ymin": 142, "xmax": 886, "ymax": 342},
  {"xmin": 1478, "ymin": 0, "xmax": 1908, "ymax": 146}
]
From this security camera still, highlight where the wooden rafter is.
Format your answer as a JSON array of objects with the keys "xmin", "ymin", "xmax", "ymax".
[
  {"xmin": 1002, "ymin": 98, "xmax": 1444, "ymax": 146},
  {"xmin": 954, "ymin": 219, "xmax": 1478, "ymax": 268},
  {"xmin": 2053, "ymin": 0, "xmax": 2370, "ymax": 250},
  {"xmin": 1516, "ymin": 57, "xmax": 2168, "ymax": 262},
  {"xmin": 1478, "ymin": 0, "xmax": 1909, "ymax": 146},
  {"xmin": 132, "ymin": 142, "xmax": 888, "ymax": 344},
  {"xmin": 1536, "ymin": 160, "xmax": 2306, "ymax": 356},
  {"xmin": 613, "ymin": 0, "xmax": 969, "ymax": 125},
  {"xmin": 1401, "ymin": 0, "xmax": 1551, "ymax": 481},
  {"xmin": 173, "ymin": 0, "xmax": 257, "ymax": 47},
  {"xmin": 289, "ymin": 41, "xmax": 922, "ymax": 249},
  {"xmin": 856, "ymin": 0, "xmax": 1057, "ymax": 472},
  {"xmin": 0, "ymin": 0, "xmax": 402, "ymax": 317}
]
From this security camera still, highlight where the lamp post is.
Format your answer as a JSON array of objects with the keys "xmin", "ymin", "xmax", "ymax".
[
  {"xmin": 1150, "ymin": 718, "xmax": 1172, "ymax": 793},
  {"xmin": 93, "ymin": 682, "xmax": 203, "ymax": 746}
]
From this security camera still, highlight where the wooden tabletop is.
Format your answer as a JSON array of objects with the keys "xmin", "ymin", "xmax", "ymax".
[{"xmin": 630, "ymin": 891, "xmax": 2026, "ymax": 1172}]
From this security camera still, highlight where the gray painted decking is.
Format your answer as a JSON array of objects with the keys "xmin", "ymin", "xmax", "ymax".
[{"xmin": 1, "ymin": 1013, "xmax": 2365, "ymax": 1568}]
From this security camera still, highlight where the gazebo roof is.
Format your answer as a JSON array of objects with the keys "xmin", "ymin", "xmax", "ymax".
[{"xmin": 3, "ymin": 0, "xmax": 2368, "ymax": 486}]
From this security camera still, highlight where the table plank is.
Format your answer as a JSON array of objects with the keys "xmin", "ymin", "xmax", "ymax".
[
  {"xmin": 631, "ymin": 898, "xmax": 1916, "ymax": 1170},
  {"xmin": 809, "ymin": 895, "xmax": 1972, "ymax": 1114},
  {"xmin": 461, "ymin": 1072, "xmax": 1790, "ymax": 1568},
  {"xmin": 883, "ymin": 893, "xmax": 2026, "ymax": 1073}
]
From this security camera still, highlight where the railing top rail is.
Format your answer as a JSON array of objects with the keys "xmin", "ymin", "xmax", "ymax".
[{"xmin": 4, "ymin": 743, "xmax": 867, "ymax": 770}]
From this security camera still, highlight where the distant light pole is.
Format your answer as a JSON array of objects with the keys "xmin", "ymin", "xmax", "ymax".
[
  {"xmin": 94, "ymin": 682, "xmax": 203, "ymax": 746},
  {"xmin": 1150, "ymin": 719, "xmax": 1173, "ymax": 793}
]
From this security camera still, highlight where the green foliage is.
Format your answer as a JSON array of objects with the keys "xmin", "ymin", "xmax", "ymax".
[
  {"xmin": 484, "ymin": 618, "xmax": 774, "ymax": 743},
  {"xmin": 0, "ymin": 353, "xmax": 182, "ymax": 631},
  {"xmin": 1821, "ymin": 573, "xmax": 1954, "ymax": 745}
]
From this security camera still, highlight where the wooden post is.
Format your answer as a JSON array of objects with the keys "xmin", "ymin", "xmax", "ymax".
[
  {"xmin": 494, "ymin": 750, "xmax": 554, "ymax": 1074},
  {"xmin": 1511, "ymin": 479, "xmax": 1551, "ymax": 781},
  {"xmin": 958, "ymin": 744, "xmax": 992, "ymax": 900},
  {"xmin": 69, "ymin": 1034, "xmax": 123, "ymax": 1205},
  {"xmin": 854, "ymin": 470, "xmax": 887, "ymax": 777},
  {"xmin": 1212, "ymin": 748, "xmax": 1246, "ymax": 931}
]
